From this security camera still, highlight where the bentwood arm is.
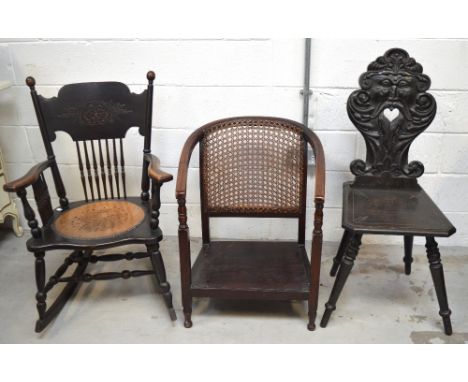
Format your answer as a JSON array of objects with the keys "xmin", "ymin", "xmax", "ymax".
[
  {"xmin": 144, "ymin": 153, "xmax": 173, "ymax": 184},
  {"xmin": 303, "ymin": 128, "xmax": 326, "ymax": 203},
  {"xmin": 175, "ymin": 128, "xmax": 204, "ymax": 201},
  {"xmin": 302, "ymin": 127, "xmax": 326, "ymax": 330},
  {"xmin": 3, "ymin": 160, "xmax": 51, "ymax": 193}
]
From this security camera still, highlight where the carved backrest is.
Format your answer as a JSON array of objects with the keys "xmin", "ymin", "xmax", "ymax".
[
  {"xmin": 28, "ymin": 73, "xmax": 154, "ymax": 203},
  {"xmin": 347, "ymin": 48, "xmax": 436, "ymax": 186},
  {"xmin": 37, "ymin": 82, "xmax": 147, "ymax": 141},
  {"xmin": 200, "ymin": 117, "xmax": 308, "ymax": 217}
]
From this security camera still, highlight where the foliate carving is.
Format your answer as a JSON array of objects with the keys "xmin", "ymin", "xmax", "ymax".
[
  {"xmin": 347, "ymin": 48, "xmax": 436, "ymax": 179},
  {"xmin": 58, "ymin": 101, "xmax": 132, "ymax": 126}
]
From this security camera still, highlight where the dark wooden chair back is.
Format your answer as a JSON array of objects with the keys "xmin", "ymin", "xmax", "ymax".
[
  {"xmin": 177, "ymin": 116, "xmax": 325, "ymax": 244},
  {"xmin": 347, "ymin": 48, "xmax": 436, "ymax": 188},
  {"xmin": 26, "ymin": 72, "xmax": 156, "ymax": 206}
]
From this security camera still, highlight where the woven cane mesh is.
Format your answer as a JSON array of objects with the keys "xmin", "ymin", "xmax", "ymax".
[{"xmin": 201, "ymin": 118, "xmax": 306, "ymax": 215}]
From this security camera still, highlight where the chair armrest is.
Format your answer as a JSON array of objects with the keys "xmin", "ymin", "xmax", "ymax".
[
  {"xmin": 3, "ymin": 160, "xmax": 51, "ymax": 192},
  {"xmin": 303, "ymin": 129, "xmax": 326, "ymax": 201},
  {"xmin": 176, "ymin": 128, "xmax": 204, "ymax": 200},
  {"xmin": 144, "ymin": 154, "xmax": 173, "ymax": 184}
]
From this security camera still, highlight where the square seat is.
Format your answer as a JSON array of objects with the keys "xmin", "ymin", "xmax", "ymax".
[
  {"xmin": 342, "ymin": 182, "xmax": 456, "ymax": 237},
  {"xmin": 191, "ymin": 241, "xmax": 311, "ymax": 300},
  {"xmin": 27, "ymin": 197, "xmax": 162, "ymax": 251}
]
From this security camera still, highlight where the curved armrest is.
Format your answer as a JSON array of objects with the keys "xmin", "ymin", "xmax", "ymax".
[
  {"xmin": 3, "ymin": 160, "xmax": 50, "ymax": 192},
  {"xmin": 144, "ymin": 154, "xmax": 173, "ymax": 184},
  {"xmin": 176, "ymin": 128, "xmax": 204, "ymax": 200},
  {"xmin": 303, "ymin": 129, "xmax": 326, "ymax": 201}
]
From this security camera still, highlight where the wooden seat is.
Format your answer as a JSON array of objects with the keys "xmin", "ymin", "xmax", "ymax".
[
  {"xmin": 3, "ymin": 72, "xmax": 176, "ymax": 332},
  {"xmin": 320, "ymin": 48, "xmax": 456, "ymax": 335},
  {"xmin": 27, "ymin": 198, "xmax": 162, "ymax": 251},
  {"xmin": 343, "ymin": 183, "xmax": 455, "ymax": 237},
  {"xmin": 191, "ymin": 241, "xmax": 310, "ymax": 300},
  {"xmin": 176, "ymin": 116, "xmax": 325, "ymax": 330}
]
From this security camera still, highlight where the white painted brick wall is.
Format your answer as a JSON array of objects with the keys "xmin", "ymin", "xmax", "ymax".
[{"xmin": 1, "ymin": 38, "xmax": 468, "ymax": 247}]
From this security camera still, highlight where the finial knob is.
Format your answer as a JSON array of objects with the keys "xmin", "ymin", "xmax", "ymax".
[
  {"xmin": 25, "ymin": 76, "xmax": 36, "ymax": 88},
  {"xmin": 147, "ymin": 71, "xmax": 155, "ymax": 81}
]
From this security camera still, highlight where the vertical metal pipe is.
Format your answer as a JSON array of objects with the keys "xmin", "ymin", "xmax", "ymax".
[{"xmin": 301, "ymin": 38, "xmax": 312, "ymax": 127}]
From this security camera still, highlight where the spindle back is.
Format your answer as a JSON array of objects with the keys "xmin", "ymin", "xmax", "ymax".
[{"xmin": 26, "ymin": 72, "xmax": 155, "ymax": 203}]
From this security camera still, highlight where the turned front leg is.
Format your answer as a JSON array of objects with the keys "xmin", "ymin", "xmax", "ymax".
[
  {"xmin": 330, "ymin": 229, "xmax": 352, "ymax": 277},
  {"xmin": 178, "ymin": 197, "xmax": 193, "ymax": 328},
  {"xmin": 321, "ymin": 233, "xmax": 362, "ymax": 328},
  {"xmin": 404, "ymin": 235, "xmax": 414, "ymax": 275},
  {"xmin": 34, "ymin": 251, "xmax": 47, "ymax": 320},
  {"xmin": 308, "ymin": 199, "xmax": 323, "ymax": 331},
  {"xmin": 425, "ymin": 236, "xmax": 452, "ymax": 335}
]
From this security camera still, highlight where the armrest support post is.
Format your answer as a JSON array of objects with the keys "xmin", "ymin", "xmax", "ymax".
[{"xmin": 17, "ymin": 188, "xmax": 41, "ymax": 239}]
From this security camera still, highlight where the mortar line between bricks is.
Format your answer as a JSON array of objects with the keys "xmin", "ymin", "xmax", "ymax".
[
  {"xmin": 7, "ymin": 84, "xmax": 468, "ymax": 92},
  {"xmin": 7, "ymin": 125, "xmax": 468, "ymax": 135},
  {"xmin": 4, "ymin": 162, "xmax": 465, "ymax": 175}
]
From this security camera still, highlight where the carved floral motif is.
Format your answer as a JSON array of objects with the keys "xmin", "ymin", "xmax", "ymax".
[{"xmin": 58, "ymin": 100, "xmax": 132, "ymax": 126}]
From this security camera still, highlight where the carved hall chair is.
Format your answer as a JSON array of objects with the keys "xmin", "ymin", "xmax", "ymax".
[
  {"xmin": 320, "ymin": 48, "xmax": 456, "ymax": 335},
  {"xmin": 3, "ymin": 72, "xmax": 176, "ymax": 332},
  {"xmin": 176, "ymin": 116, "xmax": 325, "ymax": 330}
]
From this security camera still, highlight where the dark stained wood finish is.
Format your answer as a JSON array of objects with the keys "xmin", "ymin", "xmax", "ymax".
[
  {"xmin": 425, "ymin": 236, "xmax": 452, "ymax": 335},
  {"xmin": 191, "ymin": 241, "xmax": 310, "ymax": 299},
  {"xmin": 404, "ymin": 235, "xmax": 414, "ymax": 275},
  {"xmin": 176, "ymin": 116, "xmax": 325, "ymax": 330},
  {"xmin": 3, "ymin": 72, "xmax": 175, "ymax": 332},
  {"xmin": 3, "ymin": 160, "xmax": 50, "ymax": 192},
  {"xmin": 330, "ymin": 229, "xmax": 352, "ymax": 277},
  {"xmin": 322, "ymin": 48, "xmax": 455, "ymax": 335},
  {"xmin": 342, "ymin": 183, "xmax": 455, "ymax": 236},
  {"xmin": 145, "ymin": 153, "xmax": 173, "ymax": 184}
]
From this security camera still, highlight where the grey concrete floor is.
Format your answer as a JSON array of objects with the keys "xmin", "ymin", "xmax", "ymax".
[{"xmin": 0, "ymin": 229, "xmax": 467, "ymax": 343}]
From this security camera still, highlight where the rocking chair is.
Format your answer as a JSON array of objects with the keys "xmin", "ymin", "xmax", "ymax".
[{"xmin": 3, "ymin": 71, "xmax": 176, "ymax": 332}]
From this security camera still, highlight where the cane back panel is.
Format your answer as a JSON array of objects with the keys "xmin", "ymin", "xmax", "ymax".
[{"xmin": 200, "ymin": 118, "xmax": 307, "ymax": 216}]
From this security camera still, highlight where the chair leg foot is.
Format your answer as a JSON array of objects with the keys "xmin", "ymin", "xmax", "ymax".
[
  {"xmin": 184, "ymin": 312, "xmax": 193, "ymax": 328},
  {"xmin": 426, "ymin": 236, "xmax": 453, "ymax": 335},
  {"xmin": 442, "ymin": 315, "xmax": 453, "ymax": 335},
  {"xmin": 148, "ymin": 244, "xmax": 177, "ymax": 321},
  {"xmin": 320, "ymin": 303, "xmax": 335, "ymax": 328},
  {"xmin": 321, "ymin": 233, "xmax": 362, "ymax": 328},
  {"xmin": 160, "ymin": 282, "xmax": 177, "ymax": 321},
  {"xmin": 35, "ymin": 320, "xmax": 46, "ymax": 333},
  {"xmin": 330, "ymin": 230, "xmax": 352, "ymax": 277},
  {"xmin": 404, "ymin": 235, "xmax": 414, "ymax": 275},
  {"xmin": 34, "ymin": 253, "xmax": 88, "ymax": 332},
  {"xmin": 307, "ymin": 309, "xmax": 317, "ymax": 331}
]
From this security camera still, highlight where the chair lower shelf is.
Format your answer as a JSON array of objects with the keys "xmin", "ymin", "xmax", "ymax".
[{"xmin": 190, "ymin": 241, "xmax": 311, "ymax": 300}]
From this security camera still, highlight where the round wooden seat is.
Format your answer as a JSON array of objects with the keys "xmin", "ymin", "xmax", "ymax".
[{"xmin": 53, "ymin": 200, "xmax": 145, "ymax": 240}]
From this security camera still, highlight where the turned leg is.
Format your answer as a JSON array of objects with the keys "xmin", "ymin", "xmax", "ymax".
[
  {"xmin": 147, "ymin": 244, "xmax": 177, "ymax": 321},
  {"xmin": 307, "ymin": 199, "xmax": 324, "ymax": 331},
  {"xmin": 320, "ymin": 233, "xmax": 362, "ymax": 328},
  {"xmin": 425, "ymin": 236, "xmax": 452, "ymax": 335},
  {"xmin": 34, "ymin": 252, "xmax": 47, "ymax": 321},
  {"xmin": 404, "ymin": 235, "xmax": 414, "ymax": 275},
  {"xmin": 330, "ymin": 229, "xmax": 352, "ymax": 277}
]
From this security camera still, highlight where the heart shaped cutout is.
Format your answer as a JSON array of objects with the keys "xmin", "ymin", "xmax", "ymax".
[{"xmin": 383, "ymin": 108, "xmax": 400, "ymax": 122}]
